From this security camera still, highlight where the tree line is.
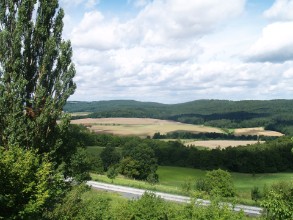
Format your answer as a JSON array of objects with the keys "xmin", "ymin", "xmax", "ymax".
[
  {"xmin": 72, "ymin": 125, "xmax": 293, "ymax": 174},
  {"xmin": 153, "ymin": 131, "xmax": 276, "ymax": 141},
  {"xmin": 65, "ymin": 100, "xmax": 293, "ymax": 135}
]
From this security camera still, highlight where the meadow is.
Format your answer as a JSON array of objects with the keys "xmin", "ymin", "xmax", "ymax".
[{"xmin": 90, "ymin": 165, "xmax": 293, "ymax": 204}]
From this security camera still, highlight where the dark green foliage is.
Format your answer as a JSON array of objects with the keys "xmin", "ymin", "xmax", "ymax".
[
  {"xmin": 100, "ymin": 145, "xmax": 121, "ymax": 171},
  {"xmin": 119, "ymin": 157, "xmax": 140, "ymax": 178},
  {"xmin": 65, "ymin": 99, "xmax": 293, "ymax": 135},
  {"xmin": 0, "ymin": 0, "xmax": 76, "ymax": 152},
  {"xmin": 154, "ymin": 137, "xmax": 293, "ymax": 173},
  {"xmin": 64, "ymin": 147, "xmax": 91, "ymax": 183},
  {"xmin": 153, "ymin": 131, "xmax": 276, "ymax": 141},
  {"xmin": 82, "ymin": 132, "xmax": 293, "ymax": 174},
  {"xmin": 122, "ymin": 142, "xmax": 158, "ymax": 180},
  {"xmin": 251, "ymin": 186, "xmax": 262, "ymax": 202}
]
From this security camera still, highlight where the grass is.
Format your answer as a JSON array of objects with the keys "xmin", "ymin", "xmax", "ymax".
[
  {"xmin": 82, "ymin": 187, "xmax": 126, "ymax": 202},
  {"xmin": 86, "ymin": 146, "xmax": 104, "ymax": 157},
  {"xmin": 90, "ymin": 173, "xmax": 184, "ymax": 196},
  {"xmin": 232, "ymin": 172, "xmax": 293, "ymax": 194},
  {"xmin": 91, "ymin": 165, "xmax": 293, "ymax": 205}
]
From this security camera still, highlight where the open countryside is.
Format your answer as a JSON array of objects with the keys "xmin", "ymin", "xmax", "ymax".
[
  {"xmin": 71, "ymin": 117, "xmax": 282, "ymax": 138},
  {"xmin": 71, "ymin": 117, "xmax": 224, "ymax": 137},
  {"xmin": 2, "ymin": 0, "xmax": 293, "ymax": 219}
]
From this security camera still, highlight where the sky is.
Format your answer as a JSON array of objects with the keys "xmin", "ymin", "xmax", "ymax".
[{"xmin": 59, "ymin": 0, "xmax": 293, "ymax": 104}]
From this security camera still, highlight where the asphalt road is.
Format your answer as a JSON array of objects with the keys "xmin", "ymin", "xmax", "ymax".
[{"xmin": 86, "ymin": 180, "xmax": 263, "ymax": 217}]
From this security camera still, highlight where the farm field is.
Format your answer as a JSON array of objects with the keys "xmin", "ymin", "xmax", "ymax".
[
  {"xmin": 71, "ymin": 117, "xmax": 224, "ymax": 137},
  {"xmin": 234, "ymin": 127, "xmax": 283, "ymax": 137},
  {"xmin": 184, "ymin": 140, "xmax": 264, "ymax": 149},
  {"xmin": 71, "ymin": 117, "xmax": 283, "ymax": 138}
]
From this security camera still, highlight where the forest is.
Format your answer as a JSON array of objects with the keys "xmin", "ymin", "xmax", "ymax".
[
  {"xmin": 70, "ymin": 124, "xmax": 293, "ymax": 175},
  {"xmin": 65, "ymin": 99, "xmax": 293, "ymax": 135}
]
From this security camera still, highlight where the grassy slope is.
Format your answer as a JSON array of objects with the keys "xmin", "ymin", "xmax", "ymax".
[{"xmin": 91, "ymin": 165, "xmax": 293, "ymax": 203}]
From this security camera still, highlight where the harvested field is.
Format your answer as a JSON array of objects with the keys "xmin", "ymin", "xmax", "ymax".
[
  {"xmin": 71, "ymin": 118, "xmax": 224, "ymax": 137},
  {"xmin": 234, "ymin": 127, "xmax": 283, "ymax": 137},
  {"xmin": 185, "ymin": 140, "xmax": 264, "ymax": 149}
]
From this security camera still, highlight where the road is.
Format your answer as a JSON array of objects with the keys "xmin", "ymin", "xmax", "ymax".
[{"xmin": 86, "ymin": 180, "xmax": 263, "ymax": 217}]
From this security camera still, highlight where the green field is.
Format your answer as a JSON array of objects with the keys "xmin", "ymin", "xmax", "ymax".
[
  {"xmin": 157, "ymin": 166, "xmax": 293, "ymax": 198},
  {"xmin": 91, "ymin": 165, "xmax": 293, "ymax": 204}
]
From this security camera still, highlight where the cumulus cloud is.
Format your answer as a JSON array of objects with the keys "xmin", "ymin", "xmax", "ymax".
[
  {"xmin": 244, "ymin": 22, "xmax": 293, "ymax": 63},
  {"xmin": 71, "ymin": 60, "xmax": 293, "ymax": 103},
  {"xmin": 71, "ymin": 11, "xmax": 122, "ymax": 50},
  {"xmin": 67, "ymin": 0, "xmax": 248, "ymax": 102},
  {"xmin": 264, "ymin": 0, "xmax": 293, "ymax": 21},
  {"xmin": 244, "ymin": 0, "xmax": 293, "ymax": 63},
  {"xmin": 65, "ymin": 0, "xmax": 293, "ymax": 102},
  {"xmin": 71, "ymin": 0, "xmax": 245, "ymax": 50}
]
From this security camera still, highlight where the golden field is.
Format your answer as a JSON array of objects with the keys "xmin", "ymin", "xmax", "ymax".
[
  {"xmin": 71, "ymin": 117, "xmax": 224, "ymax": 138},
  {"xmin": 71, "ymin": 118, "xmax": 283, "ymax": 140},
  {"xmin": 184, "ymin": 140, "xmax": 264, "ymax": 149}
]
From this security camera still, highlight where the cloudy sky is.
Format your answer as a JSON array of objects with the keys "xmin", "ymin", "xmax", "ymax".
[{"xmin": 60, "ymin": 0, "xmax": 293, "ymax": 103}]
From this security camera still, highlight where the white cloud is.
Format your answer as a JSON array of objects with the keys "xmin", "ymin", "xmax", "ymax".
[
  {"xmin": 71, "ymin": 0, "xmax": 245, "ymax": 50},
  {"xmin": 264, "ymin": 0, "xmax": 293, "ymax": 21},
  {"xmin": 71, "ymin": 11, "xmax": 122, "ymax": 50},
  {"xmin": 244, "ymin": 22, "xmax": 293, "ymax": 62},
  {"xmin": 64, "ymin": 0, "xmax": 293, "ymax": 102},
  {"xmin": 135, "ymin": 0, "xmax": 245, "ymax": 42},
  {"xmin": 70, "ymin": 60, "xmax": 293, "ymax": 103}
]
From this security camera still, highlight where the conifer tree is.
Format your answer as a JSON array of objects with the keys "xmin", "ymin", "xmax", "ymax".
[{"xmin": 0, "ymin": 0, "xmax": 76, "ymax": 153}]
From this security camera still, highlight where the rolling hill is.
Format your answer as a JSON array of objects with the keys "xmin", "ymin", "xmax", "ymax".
[{"xmin": 64, "ymin": 99, "xmax": 293, "ymax": 135}]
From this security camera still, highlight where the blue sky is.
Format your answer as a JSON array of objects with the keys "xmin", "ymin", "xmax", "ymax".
[{"xmin": 60, "ymin": 0, "xmax": 293, "ymax": 103}]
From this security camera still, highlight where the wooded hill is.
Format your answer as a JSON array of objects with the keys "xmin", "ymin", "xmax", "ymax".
[{"xmin": 64, "ymin": 99, "xmax": 293, "ymax": 135}]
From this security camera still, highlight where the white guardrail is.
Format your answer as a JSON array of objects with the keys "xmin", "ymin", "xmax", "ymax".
[{"xmin": 86, "ymin": 180, "xmax": 263, "ymax": 217}]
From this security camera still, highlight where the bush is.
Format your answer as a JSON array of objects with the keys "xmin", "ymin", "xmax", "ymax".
[
  {"xmin": 261, "ymin": 181, "xmax": 293, "ymax": 220},
  {"xmin": 251, "ymin": 186, "xmax": 262, "ymax": 202},
  {"xmin": 204, "ymin": 169, "xmax": 235, "ymax": 197}
]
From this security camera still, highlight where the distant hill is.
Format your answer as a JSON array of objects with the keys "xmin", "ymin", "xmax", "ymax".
[{"xmin": 64, "ymin": 99, "xmax": 293, "ymax": 135}]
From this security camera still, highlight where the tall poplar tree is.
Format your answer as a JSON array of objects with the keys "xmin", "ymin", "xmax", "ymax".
[{"xmin": 0, "ymin": 0, "xmax": 76, "ymax": 153}]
